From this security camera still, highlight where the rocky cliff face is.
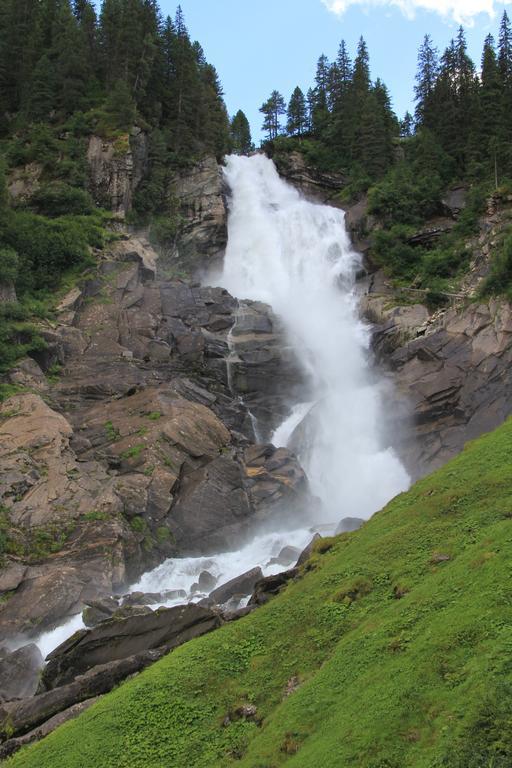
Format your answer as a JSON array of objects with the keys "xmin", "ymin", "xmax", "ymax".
[
  {"xmin": 0, "ymin": 224, "xmax": 311, "ymax": 638},
  {"xmin": 170, "ymin": 156, "xmax": 228, "ymax": 274},
  {"xmin": 87, "ymin": 129, "xmax": 149, "ymax": 216},
  {"xmin": 365, "ymin": 288, "xmax": 512, "ymax": 475}
]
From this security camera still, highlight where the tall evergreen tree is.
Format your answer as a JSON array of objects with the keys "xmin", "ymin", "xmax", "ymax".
[
  {"xmin": 287, "ymin": 86, "xmax": 307, "ymax": 136},
  {"xmin": 259, "ymin": 90, "xmax": 286, "ymax": 140},
  {"xmin": 414, "ymin": 34, "xmax": 439, "ymax": 126},
  {"xmin": 230, "ymin": 110, "xmax": 253, "ymax": 154},
  {"xmin": 498, "ymin": 10, "xmax": 512, "ymax": 81}
]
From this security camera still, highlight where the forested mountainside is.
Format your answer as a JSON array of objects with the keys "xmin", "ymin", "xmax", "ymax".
[
  {"xmin": 0, "ymin": 0, "xmax": 234, "ymax": 382},
  {"xmin": 263, "ymin": 12, "xmax": 512, "ymax": 304}
]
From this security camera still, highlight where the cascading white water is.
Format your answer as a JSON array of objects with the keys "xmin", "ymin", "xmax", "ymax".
[
  {"xmin": 30, "ymin": 153, "xmax": 410, "ymax": 659},
  {"xmin": 219, "ymin": 154, "xmax": 409, "ymax": 520}
]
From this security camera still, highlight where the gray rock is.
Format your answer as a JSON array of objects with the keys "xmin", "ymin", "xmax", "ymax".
[
  {"xmin": 122, "ymin": 591, "xmax": 162, "ymax": 607},
  {"xmin": 0, "ymin": 651, "xmax": 164, "ymax": 743},
  {"xmin": 295, "ymin": 534, "xmax": 322, "ymax": 567},
  {"xmin": 210, "ymin": 568, "xmax": 264, "ymax": 605},
  {"xmin": 0, "ymin": 644, "xmax": 43, "ymax": 701},
  {"xmin": 249, "ymin": 569, "xmax": 299, "ymax": 606},
  {"xmin": 335, "ymin": 517, "xmax": 365, "ymax": 534},
  {"xmin": 0, "ymin": 563, "xmax": 27, "ymax": 594},
  {"xmin": 267, "ymin": 545, "xmax": 301, "ymax": 567},
  {"xmin": 39, "ymin": 603, "xmax": 221, "ymax": 690},
  {"xmin": 0, "ymin": 696, "xmax": 100, "ymax": 761},
  {"xmin": 82, "ymin": 597, "xmax": 120, "ymax": 627},
  {"xmin": 198, "ymin": 571, "xmax": 217, "ymax": 592}
]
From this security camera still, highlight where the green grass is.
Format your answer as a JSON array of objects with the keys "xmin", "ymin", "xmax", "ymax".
[{"xmin": 7, "ymin": 419, "xmax": 512, "ymax": 767}]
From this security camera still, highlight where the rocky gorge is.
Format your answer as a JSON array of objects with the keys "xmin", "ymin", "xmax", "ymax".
[{"xmin": 2, "ymin": 135, "xmax": 512, "ymax": 758}]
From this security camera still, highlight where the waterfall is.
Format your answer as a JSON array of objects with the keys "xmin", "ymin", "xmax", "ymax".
[
  {"xmin": 31, "ymin": 154, "xmax": 410, "ymax": 658},
  {"xmin": 219, "ymin": 154, "xmax": 409, "ymax": 521}
]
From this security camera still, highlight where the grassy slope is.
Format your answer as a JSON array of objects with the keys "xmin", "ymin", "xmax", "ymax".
[{"xmin": 7, "ymin": 420, "xmax": 512, "ymax": 768}]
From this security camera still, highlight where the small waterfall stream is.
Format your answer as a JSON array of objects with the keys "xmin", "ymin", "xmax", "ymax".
[{"xmin": 32, "ymin": 154, "xmax": 410, "ymax": 657}]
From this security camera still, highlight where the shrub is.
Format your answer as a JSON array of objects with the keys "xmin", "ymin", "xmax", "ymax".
[
  {"xmin": 30, "ymin": 183, "xmax": 94, "ymax": 217},
  {"xmin": 0, "ymin": 247, "xmax": 19, "ymax": 283},
  {"xmin": 480, "ymin": 230, "xmax": 512, "ymax": 300}
]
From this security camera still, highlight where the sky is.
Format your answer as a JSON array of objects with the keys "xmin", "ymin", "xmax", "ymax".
[{"xmin": 152, "ymin": 1, "xmax": 511, "ymax": 139}]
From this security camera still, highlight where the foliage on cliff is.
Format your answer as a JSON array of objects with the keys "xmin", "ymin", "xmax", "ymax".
[
  {"xmin": 8, "ymin": 417, "xmax": 512, "ymax": 767},
  {"xmin": 0, "ymin": 1, "xmax": 232, "ymax": 378},
  {"xmin": 265, "ymin": 15, "xmax": 512, "ymax": 300}
]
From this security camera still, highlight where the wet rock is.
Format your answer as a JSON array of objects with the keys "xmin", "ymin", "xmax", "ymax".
[
  {"xmin": 169, "ymin": 456, "xmax": 253, "ymax": 553},
  {"xmin": 335, "ymin": 517, "xmax": 365, "ymax": 534},
  {"xmin": 0, "ymin": 696, "xmax": 100, "ymax": 761},
  {"xmin": 39, "ymin": 603, "xmax": 221, "ymax": 690},
  {"xmin": 295, "ymin": 534, "xmax": 322, "ymax": 567},
  {"xmin": 222, "ymin": 605, "xmax": 256, "ymax": 622},
  {"xmin": 82, "ymin": 597, "xmax": 119, "ymax": 627},
  {"xmin": 122, "ymin": 591, "xmax": 162, "ymax": 607},
  {"xmin": 0, "ymin": 644, "xmax": 43, "ymax": 701},
  {"xmin": 243, "ymin": 444, "xmax": 312, "ymax": 524},
  {"xmin": 171, "ymin": 156, "xmax": 227, "ymax": 273},
  {"xmin": 110, "ymin": 605, "xmax": 153, "ymax": 621},
  {"xmin": 249, "ymin": 569, "xmax": 299, "ymax": 606},
  {"xmin": 209, "ymin": 568, "xmax": 263, "ymax": 605},
  {"xmin": 0, "ymin": 651, "xmax": 164, "ymax": 742},
  {"xmin": 198, "ymin": 571, "xmax": 217, "ymax": 592},
  {"xmin": 267, "ymin": 545, "xmax": 301, "ymax": 567}
]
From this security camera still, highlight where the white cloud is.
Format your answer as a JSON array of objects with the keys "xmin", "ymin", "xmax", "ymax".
[{"xmin": 322, "ymin": 0, "xmax": 512, "ymax": 25}]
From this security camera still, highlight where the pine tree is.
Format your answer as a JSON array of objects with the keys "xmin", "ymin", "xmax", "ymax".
[
  {"xmin": 480, "ymin": 35, "xmax": 501, "ymax": 159},
  {"xmin": 498, "ymin": 10, "xmax": 512, "ymax": 82},
  {"xmin": 352, "ymin": 37, "xmax": 370, "ymax": 94},
  {"xmin": 336, "ymin": 40, "xmax": 352, "ymax": 93},
  {"xmin": 25, "ymin": 54, "xmax": 56, "ymax": 120},
  {"xmin": 54, "ymin": 1, "xmax": 90, "ymax": 114},
  {"xmin": 414, "ymin": 34, "xmax": 439, "ymax": 126},
  {"xmin": 400, "ymin": 112, "xmax": 414, "ymax": 138},
  {"xmin": 287, "ymin": 86, "xmax": 307, "ymax": 136},
  {"xmin": 306, "ymin": 88, "xmax": 316, "ymax": 132},
  {"xmin": 230, "ymin": 110, "xmax": 253, "ymax": 154},
  {"xmin": 259, "ymin": 90, "xmax": 286, "ymax": 140}
]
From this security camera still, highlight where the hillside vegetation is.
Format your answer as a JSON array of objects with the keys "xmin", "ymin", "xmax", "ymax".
[{"xmin": 8, "ymin": 418, "xmax": 512, "ymax": 767}]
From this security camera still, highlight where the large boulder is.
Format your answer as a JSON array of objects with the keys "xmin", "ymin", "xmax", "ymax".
[
  {"xmin": 209, "ymin": 567, "xmax": 263, "ymax": 605},
  {"xmin": 0, "ymin": 645, "xmax": 43, "ymax": 701},
  {"xmin": 40, "ymin": 603, "xmax": 221, "ymax": 690}
]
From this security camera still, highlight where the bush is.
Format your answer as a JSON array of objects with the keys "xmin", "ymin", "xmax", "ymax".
[
  {"xmin": 148, "ymin": 214, "xmax": 181, "ymax": 250},
  {"xmin": 480, "ymin": 230, "xmax": 512, "ymax": 300},
  {"xmin": 371, "ymin": 225, "xmax": 420, "ymax": 280},
  {"xmin": 0, "ymin": 303, "xmax": 46, "ymax": 373},
  {"xmin": 4, "ymin": 211, "xmax": 100, "ymax": 293},
  {"xmin": 30, "ymin": 182, "xmax": 94, "ymax": 217},
  {"xmin": 0, "ymin": 247, "xmax": 19, "ymax": 283},
  {"xmin": 368, "ymin": 162, "xmax": 443, "ymax": 226}
]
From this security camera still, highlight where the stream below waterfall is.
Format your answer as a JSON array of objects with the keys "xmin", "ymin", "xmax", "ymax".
[{"xmin": 33, "ymin": 154, "xmax": 410, "ymax": 658}]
